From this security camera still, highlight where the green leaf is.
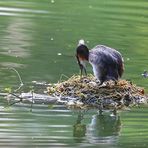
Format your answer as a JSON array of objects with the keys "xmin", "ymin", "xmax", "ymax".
[{"xmin": 4, "ymin": 87, "xmax": 12, "ymax": 93}]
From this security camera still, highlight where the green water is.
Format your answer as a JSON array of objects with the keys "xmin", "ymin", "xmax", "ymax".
[{"xmin": 0, "ymin": 0, "xmax": 148, "ymax": 147}]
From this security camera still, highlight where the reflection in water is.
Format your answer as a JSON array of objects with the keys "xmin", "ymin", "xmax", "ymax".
[
  {"xmin": 73, "ymin": 113, "xmax": 86, "ymax": 143},
  {"xmin": 1, "ymin": 17, "xmax": 32, "ymax": 58},
  {"xmin": 0, "ymin": 101, "xmax": 147, "ymax": 148},
  {"xmin": 0, "ymin": 7, "xmax": 49, "ymax": 14},
  {"xmin": 0, "ymin": 0, "xmax": 148, "ymax": 147},
  {"xmin": 87, "ymin": 114, "xmax": 121, "ymax": 145},
  {"xmin": 73, "ymin": 111, "xmax": 121, "ymax": 146}
]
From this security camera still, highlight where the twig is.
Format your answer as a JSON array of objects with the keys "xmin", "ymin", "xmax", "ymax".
[
  {"xmin": 59, "ymin": 74, "xmax": 69, "ymax": 82},
  {"xmin": 8, "ymin": 100, "xmax": 22, "ymax": 106},
  {"xmin": 10, "ymin": 93, "xmax": 23, "ymax": 101},
  {"xmin": 8, "ymin": 93, "xmax": 23, "ymax": 106},
  {"xmin": 9, "ymin": 68, "xmax": 24, "ymax": 92}
]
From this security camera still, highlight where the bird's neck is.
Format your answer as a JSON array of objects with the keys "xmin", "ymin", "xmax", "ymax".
[
  {"xmin": 78, "ymin": 55, "xmax": 88, "ymax": 61},
  {"xmin": 84, "ymin": 51, "xmax": 89, "ymax": 61},
  {"xmin": 81, "ymin": 53, "xmax": 89, "ymax": 61}
]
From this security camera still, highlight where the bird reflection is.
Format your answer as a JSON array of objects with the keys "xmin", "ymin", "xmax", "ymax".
[
  {"xmin": 73, "ymin": 112, "xmax": 121, "ymax": 145},
  {"xmin": 87, "ymin": 114, "xmax": 121, "ymax": 145}
]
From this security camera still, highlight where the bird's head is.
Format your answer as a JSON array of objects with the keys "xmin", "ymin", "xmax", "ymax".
[{"xmin": 76, "ymin": 40, "xmax": 89, "ymax": 76}]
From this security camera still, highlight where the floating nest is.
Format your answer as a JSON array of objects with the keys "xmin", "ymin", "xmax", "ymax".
[{"xmin": 47, "ymin": 75, "xmax": 147, "ymax": 110}]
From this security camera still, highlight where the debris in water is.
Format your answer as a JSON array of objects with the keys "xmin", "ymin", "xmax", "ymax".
[
  {"xmin": 51, "ymin": 0, "xmax": 55, "ymax": 4},
  {"xmin": 127, "ymin": 58, "xmax": 130, "ymax": 61},
  {"xmin": 141, "ymin": 70, "xmax": 148, "ymax": 78},
  {"xmin": 57, "ymin": 53, "xmax": 62, "ymax": 56},
  {"xmin": 88, "ymin": 5, "xmax": 93, "ymax": 9}
]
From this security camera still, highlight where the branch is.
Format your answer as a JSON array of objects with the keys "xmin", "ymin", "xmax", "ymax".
[
  {"xmin": 9, "ymin": 68, "xmax": 24, "ymax": 92},
  {"xmin": 7, "ymin": 93, "xmax": 23, "ymax": 106}
]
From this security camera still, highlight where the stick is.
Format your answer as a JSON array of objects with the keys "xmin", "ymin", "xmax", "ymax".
[
  {"xmin": 9, "ymin": 68, "xmax": 24, "ymax": 92},
  {"xmin": 59, "ymin": 74, "xmax": 69, "ymax": 82},
  {"xmin": 9, "ymin": 93, "xmax": 23, "ymax": 101},
  {"xmin": 7, "ymin": 93, "xmax": 23, "ymax": 106}
]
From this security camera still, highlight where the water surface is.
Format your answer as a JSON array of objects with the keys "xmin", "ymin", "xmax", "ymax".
[{"xmin": 0, "ymin": 0, "xmax": 148, "ymax": 147}]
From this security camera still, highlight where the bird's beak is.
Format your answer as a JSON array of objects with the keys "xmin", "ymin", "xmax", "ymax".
[
  {"xmin": 80, "ymin": 64, "xmax": 87, "ymax": 77},
  {"xmin": 76, "ymin": 55, "xmax": 87, "ymax": 77}
]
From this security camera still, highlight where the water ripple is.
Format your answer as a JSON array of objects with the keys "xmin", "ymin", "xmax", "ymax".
[{"xmin": 0, "ymin": 7, "xmax": 49, "ymax": 14}]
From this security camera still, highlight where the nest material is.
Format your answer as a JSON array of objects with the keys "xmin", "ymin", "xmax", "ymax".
[{"xmin": 47, "ymin": 75, "xmax": 147, "ymax": 110}]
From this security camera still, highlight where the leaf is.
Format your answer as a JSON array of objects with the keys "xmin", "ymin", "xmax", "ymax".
[{"xmin": 4, "ymin": 87, "xmax": 12, "ymax": 93}]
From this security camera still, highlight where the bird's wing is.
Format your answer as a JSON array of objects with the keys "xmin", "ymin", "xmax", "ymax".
[{"xmin": 89, "ymin": 46, "xmax": 118, "ymax": 66}]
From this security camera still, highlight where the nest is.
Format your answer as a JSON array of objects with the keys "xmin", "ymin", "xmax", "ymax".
[{"xmin": 47, "ymin": 75, "xmax": 147, "ymax": 110}]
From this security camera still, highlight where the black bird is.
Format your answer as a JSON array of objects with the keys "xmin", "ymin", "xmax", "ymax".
[{"xmin": 76, "ymin": 40, "xmax": 124, "ymax": 85}]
